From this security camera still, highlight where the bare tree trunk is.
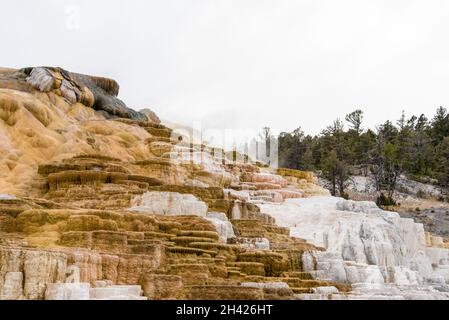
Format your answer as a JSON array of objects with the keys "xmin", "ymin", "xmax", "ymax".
[
  {"xmin": 331, "ymin": 174, "xmax": 336, "ymax": 196},
  {"xmin": 339, "ymin": 179, "xmax": 344, "ymax": 197}
]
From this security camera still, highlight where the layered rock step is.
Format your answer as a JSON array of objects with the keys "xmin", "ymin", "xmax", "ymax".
[{"xmin": 46, "ymin": 282, "xmax": 147, "ymax": 300}]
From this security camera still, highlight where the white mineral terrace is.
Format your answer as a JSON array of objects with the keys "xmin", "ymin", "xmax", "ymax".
[{"xmin": 259, "ymin": 196, "xmax": 449, "ymax": 299}]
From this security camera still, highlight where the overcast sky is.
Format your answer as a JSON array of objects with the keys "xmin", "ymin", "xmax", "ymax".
[{"xmin": 2, "ymin": 0, "xmax": 449, "ymax": 139}]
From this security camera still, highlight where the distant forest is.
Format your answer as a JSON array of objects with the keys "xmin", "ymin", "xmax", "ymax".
[{"xmin": 273, "ymin": 107, "xmax": 449, "ymax": 205}]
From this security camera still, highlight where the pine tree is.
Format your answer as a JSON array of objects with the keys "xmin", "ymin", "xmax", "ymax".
[
  {"xmin": 436, "ymin": 137, "xmax": 449, "ymax": 189},
  {"xmin": 431, "ymin": 106, "xmax": 449, "ymax": 145}
]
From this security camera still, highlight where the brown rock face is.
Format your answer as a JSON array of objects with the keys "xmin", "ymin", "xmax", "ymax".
[{"xmin": 141, "ymin": 274, "xmax": 184, "ymax": 300}]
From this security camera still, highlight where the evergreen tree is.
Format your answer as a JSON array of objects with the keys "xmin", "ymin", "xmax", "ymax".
[
  {"xmin": 276, "ymin": 107, "xmax": 449, "ymax": 201},
  {"xmin": 431, "ymin": 106, "xmax": 449, "ymax": 145},
  {"xmin": 436, "ymin": 137, "xmax": 449, "ymax": 189},
  {"xmin": 345, "ymin": 109, "xmax": 364, "ymax": 135}
]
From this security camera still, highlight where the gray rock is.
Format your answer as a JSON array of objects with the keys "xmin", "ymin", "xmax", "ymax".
[{"xmin": 21, "ymin": 66, "xmax": 147, "ymax": 121}]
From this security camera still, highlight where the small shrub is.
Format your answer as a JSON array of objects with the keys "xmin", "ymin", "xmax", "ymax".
[
  {"xmin": 377, "ymin": 193, "xmax": 396, "ymax": 206},
  {"xmin": 416, "ymin": 189, "xmax": 427, "ymax": 199},
  {"xmin": 398, "ymin": 186, "xmax": 410, "ymax": 194},
  {"xmin": 340, "ymin": 192, "xmax": 350, "ymax": 200}
]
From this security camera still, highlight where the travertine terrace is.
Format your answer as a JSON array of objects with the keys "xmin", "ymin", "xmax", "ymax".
[
  {"xmin": 0, "ymin": 67, "xmax": 347, "ymax": 300},
  {"xmin": 1, "ymin": 67, "xmax": 448, "ymax": 300}
]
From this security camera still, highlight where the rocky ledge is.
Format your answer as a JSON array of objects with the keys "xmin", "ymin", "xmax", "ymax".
[{"xmin": 0, "ymin": 67, "xmax": 147, "ymax": 121}]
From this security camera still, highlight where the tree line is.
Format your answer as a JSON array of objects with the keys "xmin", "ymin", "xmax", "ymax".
[{"xmin": 273, "ymin": 107, "xmax": 449, "ymax": 205}]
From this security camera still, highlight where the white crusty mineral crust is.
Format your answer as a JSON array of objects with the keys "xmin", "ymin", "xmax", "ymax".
[
  {"xmin": 241, "ymin": 282, "xmax": 290, "ymax": 289},
  {"xmin": 0, "ymin": 272, "xmax": 24, "ymax": 300},
  {"xmin": 260, "ymin": 196, "xmax": 449, "ymax": 296},
  {"xmin": 0, "ymin": 194, "xmax": 17, "ymax": 200},
  {"xmin": 129, "ymin": 191, "xmax": 208, "ymax": 216},
  {"xmin": 205, "ymin": 212, "xmax": 236, "ymax": 242},
  {"xmin": 45, "ymin": 283, "xmax": 90, "ymax": 300}
]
